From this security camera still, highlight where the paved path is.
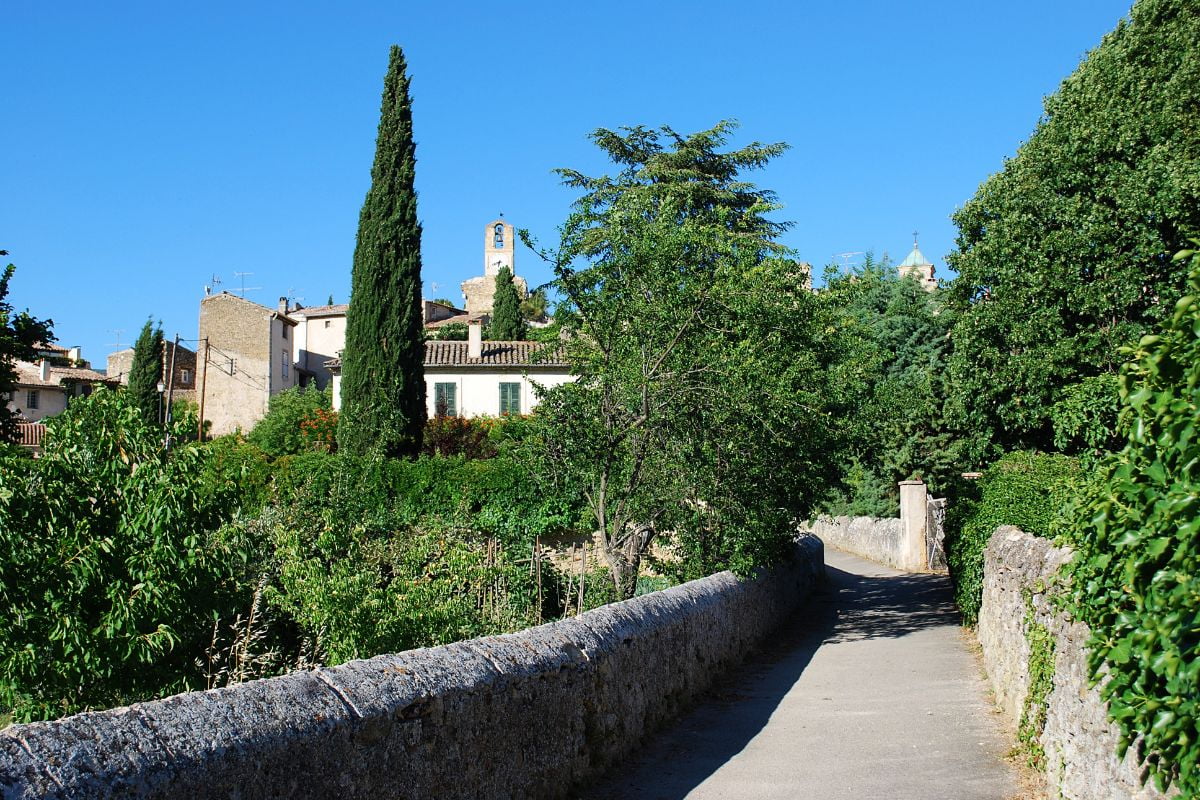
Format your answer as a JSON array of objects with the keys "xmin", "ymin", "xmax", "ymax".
[{"xmin": 581, "ymin": 548, "xmax": 1020, "ymax": 799}]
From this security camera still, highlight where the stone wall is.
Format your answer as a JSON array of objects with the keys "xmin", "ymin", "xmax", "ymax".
[
  {"xmin": 978, "ymin": 527, "xmax": 1171, "ymax": 799},
  {"xmin": 808, "ymin": 515, "xmax": 908, "ymax": 569},
  {"xmin": 1, "ymin": 535, "xmax": 824, "ymax": 799}
]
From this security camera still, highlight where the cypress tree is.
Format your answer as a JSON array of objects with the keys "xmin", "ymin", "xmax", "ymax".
[
  {"xmin": 127, "ymin": 318, "xmax": 164, "ymax": 425},
  {"xmin": 490, "ymin": 266, "xmax": 525, "ymax": 340},
  {"xmin": 337, "ymin": 45, "xmax": 426, "ymax": 457}
]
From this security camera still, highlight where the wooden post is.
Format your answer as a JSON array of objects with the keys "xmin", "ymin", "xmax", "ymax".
[
  {"xmin": 163, "ymin": 334, "xmax": 179, "ymax": 449},
  {"xmin": 534, "ymin": 536, "xmax": 542, "ymax": 624},
  {"xmin": 197, "ymin": 338, "xmax": 210, "ymax": 442}
]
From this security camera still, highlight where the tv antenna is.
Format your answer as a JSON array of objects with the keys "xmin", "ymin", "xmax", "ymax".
[
  {"xmin": 286, "ymin": 288, "xmax": 305, "ymax": 306},
  {"xmin": 834, "ymin": 251, "xmax": 865, "ymax": 274},
  {"xmin": 108, "ymin": 329, "xmax": 126, "ymax": 350},
  {"xmin": 233, "ymin": 272, "xmax": 262, "ymax": 298},
  {"xmin": 205, "ymin": 273, "xmax": 223, "ymax": 296}
]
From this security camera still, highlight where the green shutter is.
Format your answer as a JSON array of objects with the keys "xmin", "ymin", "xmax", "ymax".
[
  {"xmin": 499, "ymin": 382, "xmax": 520, "ymax": 415},
  {"xmin": 435, "ymin": 382, "xmax": 457, "ymax": 417}
]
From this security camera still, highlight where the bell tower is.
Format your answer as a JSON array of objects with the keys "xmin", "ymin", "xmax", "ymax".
[{"xmin": 484, "ymin": 219, "xmax": 515, "ymax": 278}]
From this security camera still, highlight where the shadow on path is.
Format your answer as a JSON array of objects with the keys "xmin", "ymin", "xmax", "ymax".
[{"xmin": 578, "ymin": 557, "xmax": 964, "ymax": 799}]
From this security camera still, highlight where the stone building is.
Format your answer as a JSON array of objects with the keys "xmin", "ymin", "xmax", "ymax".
[
  {"xmin": 197, "ymin": 292, "xmax": 298, "ymax": 436},
  {"xmin": 106, "ymin": 341, "xmax": 197, "ymax": 405},
  {"xmin": 897, "ymin": 235, "xmax": 937, "ymax": 291},
  {"xmin": 460, "ymin": 220, "xmax": 528, "ymax": 314}
]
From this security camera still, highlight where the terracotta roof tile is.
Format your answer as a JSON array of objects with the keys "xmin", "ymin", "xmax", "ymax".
[
  {"xmin": 324, "ymin": 342, "xmax": 567, "ymax": 371},
  {"xmin": 13, "ymin": 361, "xmax": 120, "ymax": 388}
]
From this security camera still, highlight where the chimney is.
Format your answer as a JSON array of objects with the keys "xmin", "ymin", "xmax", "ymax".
[
  {"xmin": 278, "ymin": 297, "xmax": 288, "ymax": 315},
  {"xmin": 468, "ymin": 319, "xmax": 482, "ymax": 359},
  {"xmin": 67, "ymin": 346, "xmax": 82, "ymax": 364},
  {"xmin": 39, "ymin": 359, "xmax": 50, "ymax": 382}
]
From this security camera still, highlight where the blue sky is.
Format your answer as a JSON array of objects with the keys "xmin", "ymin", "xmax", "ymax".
[{"xmin": 4, "ymin": 0, "xmax": 1132, "ymax": 364}]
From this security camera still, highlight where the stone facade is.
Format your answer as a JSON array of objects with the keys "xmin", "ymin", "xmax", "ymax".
[
  {"xmin": 0, "ymin": 536, "xmax": 825, "ymax": 799},
  {"xmin": 978, "ymin": 527, "xmax": 1173, "ymax": 799},
  {"xmin": 106, "ymin": 342, "xmax": 198, "ymax": 406},
  {"xmin": 460, "ymin": 219, "xmax": 527, "ymax": 314},
  {"xmin": 197, "ymin": 293, "xmax": 298, "ymax": 436}
]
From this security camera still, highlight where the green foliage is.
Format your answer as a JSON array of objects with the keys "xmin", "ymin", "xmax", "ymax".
[
  {"xmin": 1049, "ymin": 373, "xmax": 1123, "ymax": 457},
  {"xmin": 528, "ymin": 121, "xmax": 840, "ymax": 597},
  {"xmin": 0, "ymin": 389, "xmax": 260, "ymax": 721},
  {"xmin": 519, "ymin": 288, "xmax": 548, "ymax": 323},
  {"xmin": 422, "ymin": 415, "xmax": 497, "ymax": 459},
  {"xmin": 1062, "ymin": 245, "xmax": 1200, "ymax": 795},
  {"xmin": 945, "ymin": 0, "xmax": 1200, "ymax": 458},
  {"xmin": 490, "ymin": 266, "xmax": 525, "ymax": 340},
  {"xmin": 817, "ymin": 257, "xmax": 965, "ymax": 512},
  {"xmin": 1018, "ymin": 590, "xmax": 1056, "ymax": 771},
  {"xmin": 247, "ymin": 386, "xmax": 334, "ymax": 457},
  {"xmin": 127, "ymin": 318, "xmax": 164, "ymax": 426},
  {"xmin": 0, "ymin": 261, "xmax": 53, "ymax": 442},
  {"xmin": 428, "ymin": 321, "xmax": 468, "ymax": 341},
  {"xmin": 338, "ymin": 45, "xmax": 426, "ymax": 458},
  {"xmin": 944, "ymin": 451, "xmax": 1080, "ymax": 625}
]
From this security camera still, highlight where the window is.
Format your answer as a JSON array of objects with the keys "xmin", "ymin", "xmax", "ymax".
[
  {"xmin": 26, "ymin": 390, "xmax": 39, "ymax": 410},
  {"xmin": 282, "ymin": 324, "xmax": 288, "ymax": 339},
  {"xmin": 324, "ymin": 320, "xmax": 331, "ymax": 328},
  {"xmin": 282, "ymin": 351, "xmax": 289, "ymax": 379},
  {"xmin": 499, "ymin": 382, "xmax": 520, "ymax": 415},
  {"xmin": 493, "ymin": 223, "xmax": 504, "ymax": 248},
  {"xmin": 434, "ymin": 382, "xmax": 457, "ymax": 417},
  {"xmin": 181, "ymin": 369, "xmax": 192, "ymax": 385}
]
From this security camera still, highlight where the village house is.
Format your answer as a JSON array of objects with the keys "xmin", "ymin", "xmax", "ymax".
[
  {"xmin": 5, "ymin": 344, "xmax": 118, "ymax": 423},
  {"xmin": 197, "ymin": 292, "xmax": 298, "ymax": 436},
  {"xmin": 327, "ymin": 319, "xmax": 571, "ymax": 418},
  {"xmin": 106, "ymin": 340, "xmax": 198, "ymax": 405}
]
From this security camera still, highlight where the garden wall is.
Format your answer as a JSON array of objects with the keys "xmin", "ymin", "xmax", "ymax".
[
  {"xmin": 1, "ymin": 535, "xmax": 824, "ymax": 800},
  {"xmin": 978, "ymin": 527, "xmax": 1171, "ymax": 799}
]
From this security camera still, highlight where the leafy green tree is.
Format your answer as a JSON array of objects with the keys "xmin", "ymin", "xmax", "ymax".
[
  {"xmin": 0, "ymin": 257, "xmax": 53, "ymax": 442},
  {"xmin": 945, "ymin": 0, "xmax": 1200, "ymax": 460},
  {"xmin": 247, "ymin": 386, "xmax": 334, "ymax": 457},
  {"xmin": 490, "ymin": 266, "xmax": 525, "ymax": 340},
  {"xmin": 337, "ymin": 45, "xmax": 426, "ymax": 457},
  {"xmin": 0, "ymin": 388, "xmax": 258, "ymax": 721},
  {"xmin": 1062, "ymin": 244, "xmax": 1200, "ymax": 796},
  {"xmin": 519, "ymin": 287, "xmax": 548, "ymax": 323},
  {"xmin": 528, "ymin": 122, "xmax": 839, "ymax": 597},
  {"xmin": 818, "ymin": 257, "xmax": 963, "ymax": 513},
  {"xmin": 127, "ymin": 318, "xmax": 164, "ymax": 425}
]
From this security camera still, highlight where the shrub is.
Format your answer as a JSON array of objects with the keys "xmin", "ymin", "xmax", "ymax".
[
  {"xmin": 247, "ymin": 386, "xmax": 333, "ymax": 457},
  {"xmin": 0, "ymin": 389, "xmax": 260, "ymax": 722},
  {"xmin": 944, "ymin": 450, "xmax": 1080, "ymax": 625},
  {"xmin": 1062, "ymin": 245, "xmax": 1200, "ymax": 795}
]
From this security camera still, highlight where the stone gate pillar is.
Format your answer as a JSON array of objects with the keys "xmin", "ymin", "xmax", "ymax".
[{"xmin": 898, "ymin": 479, "xmax": 929, "ymax": 571}]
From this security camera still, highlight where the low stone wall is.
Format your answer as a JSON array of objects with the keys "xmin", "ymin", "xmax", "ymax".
[
  {"xmin": 808, "ymin": 515, "xmax": 907, "ymax": 569},
  {"xmin": 1, "ymin": 535, "xmax": 824, "ymax": 800},
  {"xmin": 978, "ymin": 527, "xmax": 1170, "ymax": 799}
]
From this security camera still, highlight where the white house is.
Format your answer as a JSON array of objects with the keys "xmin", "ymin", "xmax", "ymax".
[
  {"xmin": 6, "ymin": 357, "xmax": 118, "ymax": 422},
  {"xmin": 328, "ymin": 322, "xmax": 574, "ymax": 418}
]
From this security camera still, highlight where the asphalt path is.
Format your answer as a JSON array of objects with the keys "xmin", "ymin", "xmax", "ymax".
[{"xmin": 579, "ymin": 547, "xmax": 1020, "ymax": 799}]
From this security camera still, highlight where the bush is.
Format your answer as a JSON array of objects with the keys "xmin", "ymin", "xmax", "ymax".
[
  {"xmin": 0, "ymin": 389, "xmax": 260, "ymax": 722},
  {"xmin": 247, "ymin": 386, "xmax": 334, "ymax": 457},
  {"xmin": 944, "ymin": 450, "xmax": 1080, "ymax": 625},
  {"xmin": 1062, "ymin": 245, "xmax": 1200, "ymax": 795}
]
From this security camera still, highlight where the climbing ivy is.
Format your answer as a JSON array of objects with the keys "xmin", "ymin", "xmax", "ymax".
[
  {"xmin": 1018, "ymin": 588, "xmax": 1056, "ymax": 772},
  {"xmin": 1062, "ymin": 244, "xmax": 1200, "ymax": 795}
]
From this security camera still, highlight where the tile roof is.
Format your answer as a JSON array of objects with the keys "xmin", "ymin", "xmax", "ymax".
[
  {"xmin": 324, "ymin": 342, "xmax": 567, "ymax": 371},
  {"xmin": 13, "ymin": 361, "xmax": 120, "ymax": 388},
  {"xmin": 290, "ymin": 303, "xmax": 349, "ymax": 317},
  {"xmin": 425, "ymin": 341, "xmax": 567, "ymax": 367}
]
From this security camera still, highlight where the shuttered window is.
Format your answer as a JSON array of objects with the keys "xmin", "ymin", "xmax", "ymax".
[
  {"xmin": 499, "ymin": 382, "xmax": 520, "ymax": 415},
  {"xmin": 434, "ymin": 382, "xmax": 458, "ymax": 417}
]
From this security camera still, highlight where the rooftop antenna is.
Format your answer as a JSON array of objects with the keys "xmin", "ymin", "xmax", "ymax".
[
  {"xmin": 204, "ymin": 273, "xmax": 223, "ymax": 296},
  {"xmin": 834, "ymin": 251, "xmax": 865, "ymax": 275},
  {"xmin": 286, "ymin": 288, "xmax": 305, "ymax": 307},
  {"xmin": 108, "ymin": 329, "xmax": 126, "ymax": 350},
  {"xmin": 233, "ymin": 271, "xmax": 262, "ymax": 298}
]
